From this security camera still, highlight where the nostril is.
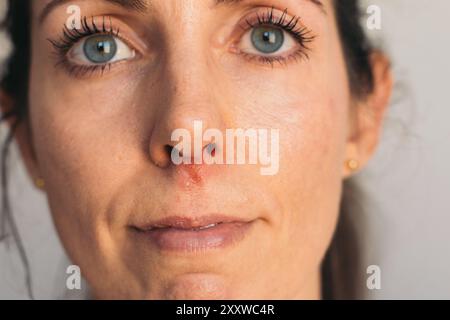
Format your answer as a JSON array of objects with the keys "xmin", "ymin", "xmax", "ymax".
[
  {"xmin": 157, "ymin": 142, "xmax": 217, "ymax": 168},
  {"xmin": 166, "ymin": 144, "xmax": 184, "ymax": 164},
  {"xmin": 205, "ymin": 143, "xmax": 216, "ymax": 157},
  {"xmin": 165, "ymin": 144, "xmax": 174, "ymax": 158},
  {"xmin": 168, "ymin": 143, "xmax": 217, "ymax": 165}
]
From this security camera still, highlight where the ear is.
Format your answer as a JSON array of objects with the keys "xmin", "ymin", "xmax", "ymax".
[
  {"xmin": 343, "ymin": 52, "xmax": 393, "ymax": 178},
  {"xmin": 0, "ymin": 90, "xmax": 43, "ymax": 190}
]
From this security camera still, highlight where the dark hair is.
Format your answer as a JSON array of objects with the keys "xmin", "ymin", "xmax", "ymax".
[{"xmin": 0, "ymin": 0, "xmax": 375, "ymax": 299}]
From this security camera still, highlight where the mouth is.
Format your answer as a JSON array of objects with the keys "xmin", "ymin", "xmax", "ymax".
[{"xmin": 131, "ymin": 215, "xmax": 255, "ymax": 252}]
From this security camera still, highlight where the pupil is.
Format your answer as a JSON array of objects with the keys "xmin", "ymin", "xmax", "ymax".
[
  {"xmin": 262, "ymin": 31, "xmax": 275, "ymax": 43},
  {"xmin": 97, "ymin": 41, "xmax": 111, "ymax": 54}
]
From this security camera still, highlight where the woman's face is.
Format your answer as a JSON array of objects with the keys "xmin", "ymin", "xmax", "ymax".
[{"xmin": 19, "ymin": 0, "xmax": 388, "ymax": 299}]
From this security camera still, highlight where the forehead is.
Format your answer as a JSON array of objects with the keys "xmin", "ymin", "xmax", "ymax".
[{"xmin": 33, "ymin": 0, "xmax": 332, "ymax": 22}]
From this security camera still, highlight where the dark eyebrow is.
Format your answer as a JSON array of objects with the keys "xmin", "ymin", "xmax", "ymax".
[
  {"xmin": 40, "ymin": 0, "xmax": 324, "ymax": 25},
  {"xmin": 214, "ymin": 0, "xmax": 326, "ymax": 13},
  {"xmin": 39, "ymin": 0, "xmax": 148, "ymax": 24}
]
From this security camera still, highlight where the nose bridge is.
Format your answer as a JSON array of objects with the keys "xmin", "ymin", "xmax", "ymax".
[
  {"xmin": 167, "ymin": 29, "xmax": 215, "ymax": 103},
  {"xmin": 169, "ymin": 59, "xmax": 212, "ymax": 110},
  {"xmin": 160, "ymin": 0, "xmax": 225, "ymax": 117},
  {"xmin": 164, "ymin": 44, "xmax": 222, "ymax": 131},
  {"xmin": 148, "ymin": 26, "xmax": 227, "ymax": 171}
]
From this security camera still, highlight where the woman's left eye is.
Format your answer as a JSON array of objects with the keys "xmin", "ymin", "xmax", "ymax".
[
  {"xmin": 68, "ymin": 34, "xmax": 135, "ymax": 65},
  {"xmin": 239, "ymin": 26, "xmax": 299, "ymax": 56}
]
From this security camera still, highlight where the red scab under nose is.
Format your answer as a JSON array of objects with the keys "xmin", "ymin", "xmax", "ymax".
[{"xmin": 174, "ymin": 163, "xmax": 204, "ymax": 188}]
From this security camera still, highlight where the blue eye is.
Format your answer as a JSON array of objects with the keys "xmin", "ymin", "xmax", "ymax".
[
  {"xmin": 239, "ymin": 24, "xmax": 299, "ymax": 59},
  {"xmin": 83, "ymin": 35, "xmax": 118, "ymax": 64},
  {"xmin": 251, "ymin": 27, "xmax": 284, "ymax": 54},
  {"xmin": 67, "ymin": 34, "xmax": 135, "ymax": 66}
]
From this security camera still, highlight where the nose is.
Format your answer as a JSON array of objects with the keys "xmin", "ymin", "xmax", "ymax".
[{"xmin": 148, "ymin": 48, "xmax": 228, "ymax": 183}]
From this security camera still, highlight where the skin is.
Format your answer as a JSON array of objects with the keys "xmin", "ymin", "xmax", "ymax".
[{"xmin": 1, "ymin": 0, "xmax": 392, "ymax": 299}]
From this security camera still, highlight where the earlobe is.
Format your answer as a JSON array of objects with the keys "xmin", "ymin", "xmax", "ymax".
[
  {"xmin": 342, "ymin": 142, "xmax": 360, "ymax": 178},
  {"xmin": 343, "ymin": 51, "xmax": 393, "ymax": 178}
]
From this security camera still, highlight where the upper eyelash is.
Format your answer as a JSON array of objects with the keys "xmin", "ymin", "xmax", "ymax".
[
  {"xmin": 49, "ymin": 15, "xmax": 120, "ymax": 54},
  {"xmin": 49, "ymin": 8, "xmax": 314, "ymax": 76},
  {"xmin": 241, "ymin": 7, "xmax": 316, "ymax": 60}
]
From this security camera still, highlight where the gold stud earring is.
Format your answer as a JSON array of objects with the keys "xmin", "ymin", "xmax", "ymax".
[
  {"xmin": 346, "ymin": 159, "xmax": 360, "ymax": 172},
  {"xmin": 34, "ymin": 177, "xmax": 45, "ymax": 189}
]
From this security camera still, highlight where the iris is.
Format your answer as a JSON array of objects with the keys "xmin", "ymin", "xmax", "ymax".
[
  {"xmin": 83, "ymin": 35, "xmax": 117, "ymax": 63},
  {"xmin": 251, "ymin": 27, "xmax": 284, "ymax": 54}
]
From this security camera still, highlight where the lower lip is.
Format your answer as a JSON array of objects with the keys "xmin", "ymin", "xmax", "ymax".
[{"xmin": 138, "ymin": 221, "xmax": 254, "ymax": 252}]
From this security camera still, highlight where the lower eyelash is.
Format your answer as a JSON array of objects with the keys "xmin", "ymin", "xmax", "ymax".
[
  {"xmin": 49, "ymin": 9, "xmax": 314, "ymax": 75},
  {"xmin": 57, "ymin": 62, "xmax": 114, "ymax": 78},
  {"xmin": 48, "ymin": 15, "xmax": 121, "ymax": 77},
  {"xmin": 240, "ymin": 49, "xmax": 310, "ymax": 68}
]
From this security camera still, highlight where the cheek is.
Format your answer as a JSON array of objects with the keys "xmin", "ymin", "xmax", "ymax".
[
  {"xmin": 29, "ymin": 41, "xmax": 150, "ymax": 185},
  {"xmin": 28, "ymin": 54, "xmax": 151, "ymax": 248},
  {"xmin": 238, "ymin": 64, "xmax": 350, "ymax": 267},
  {"xmin": 280, "ymin": 93, "xmax": 347, "ymax": 248}
]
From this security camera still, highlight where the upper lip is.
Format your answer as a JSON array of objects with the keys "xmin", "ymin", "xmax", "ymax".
[{"xmin": 135, "ymin": 214, "xmax": 252, "ymax": 231}]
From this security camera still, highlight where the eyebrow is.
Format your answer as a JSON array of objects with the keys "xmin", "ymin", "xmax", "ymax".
[
  {"xmin": 39, "ymin": 0, "xmax": 324, "ymax": 24},
  {"xmin": 214, "ymin": 0, "xmax": 325, "ymax": 12},
  {"xmin": 39, "ymin": 0, "xmax": 148, "ymax": 24}
]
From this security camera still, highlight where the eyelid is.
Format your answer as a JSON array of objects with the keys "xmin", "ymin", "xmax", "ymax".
[
  {"xmin": 238, "ymin": 7, "xmax": 312, "ymax": 36},
  {"xmin": 238, "ymin": 7, "xmax": 293, "ymax": 29},
  {"xmin": 230, "ymin": 8, "xmax": 313, "ymax": 45},
  {"xmin": 59, "ymin": 16, "xmax": 144, "ymax": 53}
]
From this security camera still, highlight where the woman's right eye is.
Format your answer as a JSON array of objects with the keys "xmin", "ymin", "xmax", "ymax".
[{"xmin": 67, "ymin": 34, "xmax": 136, "ymax": 65}]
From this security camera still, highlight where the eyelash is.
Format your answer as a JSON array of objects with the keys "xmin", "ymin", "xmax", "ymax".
[
  {"xmin": 239, "ymin": 7, "xmax": 316, "ymax": 67},
  {"xmin": 48, "ymin": 8, "xmax": 315, "ymax": 77},
  {"xmin": 48, "ymin": 16, "xmax": 123, "ymax": 77}
]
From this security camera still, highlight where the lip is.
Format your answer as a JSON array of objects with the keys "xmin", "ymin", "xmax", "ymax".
[{"xmin": 131, "ymin": 215, "xmax": 255, "ymax": 252}]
